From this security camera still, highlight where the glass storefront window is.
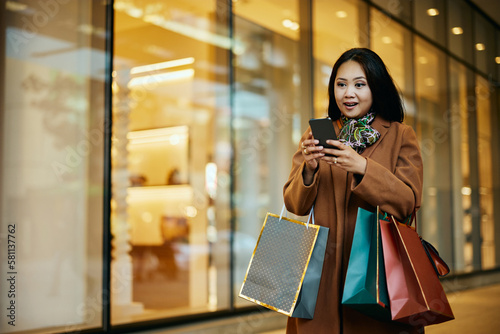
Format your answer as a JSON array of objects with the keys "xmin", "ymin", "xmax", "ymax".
[
  {"xmin": 370, "ymin": 8, "xmax": 414, "ymax": 126},
  {"xmin": 112, "ymin": 0, "xmax": 231, "ymax": 324},
  {"xmin": 1, "ymin": 1, "xmax": 107, "ymax": 333},
  {"xmin": 414, "ymin": 37, "xmax": 454, "ymax": 266},
  {"xmin": 497, "ymin": 30, "xmax": 500, "ymax": 80},
  {"xmin": 232, "ymin": 0, "xmax": 304, "ymax": 307},
  {"xmin": 474, "ymin": 13, "xmax": 495, "ymax": 76},
  {"xmin": 414, "ymin": 0, "xmax": 446, "ymax": 46},
  {"xmin": 476, "ymin": 75, "xmax": 496, "ymax": 270},
  {"xmin": 447, "ymin": 0, "xmax": 473, "ymax": 63},
  {"xmin": 1, "ymin": 1, "xmax": 500, "ymax": 333},
  {"xmin": 449, "ymin": 59, "xmax": 473, "ymax": 272},
  {"xmin": 313, "ymin": 0, "xmax": 364, "ymax": 117},
  {"xmin": 370, "ymin": 0, "xmax": 412, "ymax": 24}
]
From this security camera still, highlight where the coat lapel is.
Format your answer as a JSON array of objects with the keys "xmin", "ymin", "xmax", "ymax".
[{"xmin": 360, "ymin": 115, "xmax": 391, "ymax": 158}]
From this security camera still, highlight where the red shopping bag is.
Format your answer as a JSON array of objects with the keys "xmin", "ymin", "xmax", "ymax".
[{"xmin": 379, "ymin": 213, "xmax": 454, "ymax": 326}]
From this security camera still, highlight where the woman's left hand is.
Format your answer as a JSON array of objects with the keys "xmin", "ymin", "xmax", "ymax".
[{"xmin": 321, "ymin": 140, "xmax": 367, "ymax": 175}]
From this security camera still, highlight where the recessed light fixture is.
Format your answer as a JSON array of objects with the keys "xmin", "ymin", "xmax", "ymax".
[
  {"xmin": 451, "ymin": 27, "xmax": 463, "ymax": 35},
  {"xmin": 130, "ymin": 57, "xmax": 195, "ymax": 75},
  {"xmin": 495, "ymin": 57, "xmax": 500, "ymax": 64},
  {"xmin": 282, "ymin": 19, "xmax": 299, "ymax": 31},
  {"xmin": 427, "ymin": 8, "xmax": 439, "ymax": 16},
  {"xmin": 475, "ymin": 43, "xmax": 486, "ymax": 51},
  {"xmin": 336, "ymin": 11, "xmax": 348, "ymax": 18},
  {"xmin": 282, "ymin": 19, "xmax": 292, "ymax": 27},
  {"xmin": 128, "ymin": 69, "xmax": 195, "ymax": 88},
  {"xmin": 6, "ymin": 1, "xmax": 28, "ymax": 12},
  {"xmin": 381, "ymin": 36, "xmax": 392, "ymax": 44},
  {"xmin": 461, "ymin": 187, "xmax": 472, "ymax": 196},
  {"xmin": 425, "ymin": 77, "xmax": 435, "ymax": 87},
  {"xmin": 418, "ymin": 56, "xmax": 428, "ymax": 64}
]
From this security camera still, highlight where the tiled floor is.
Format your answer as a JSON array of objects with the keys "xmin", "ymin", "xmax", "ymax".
[
  {"xmin": 259, "ymin": 283, "xmax": 500, "ymax": 334},
  {"xmin": 426, "ymin": 283, "xmax": 500, "ymax": 334},
  {"xmin": 139, "ymin": 283, "xmax": 500, "ymax": 333}
]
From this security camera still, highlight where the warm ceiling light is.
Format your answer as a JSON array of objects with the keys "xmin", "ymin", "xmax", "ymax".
[
  {"xmin": 418, "ymin": 56, "xmax": 428, "ymax": 64},
  {"xmin": 496, "ymin": 57, "xmax": 500, "ymax": 64},
  {"xmin": 336, "ymin": 11, "xmax": 348, "ymax": 18},
  {"xmin": 282, "ymin": 19, "xmax": 293, "ymax": 28},
  {"xmin": 451, "ymin": 27, "xmax": 463, "ymax": 35},
  {"xmin": 427, "ymin": 8, "xmax": 439, "ymax": 16},
  {"xmin": 282, "ymin": 19, "xmax": 299, "ymax": 31},
  {"xmin": 461, "ymin": 187, "xmax": 472, "ymax": 196},
  {"xmin": 127, "ymin": 126, "xmax": 188, "ymax": 145},
  {"xmin": 6, "ymin": 1, "xmax": 28, "ymax": 11},
  {"xmin": 130, "ymin": 57, "xmax": 195, "ymax": 75},
  {"xmin": 381, "ymin": 36, "xmax": 392, "ymax": 44},
  {"xmin": 475, "ymin": 43, "xmax": 486, "ymax": 51},
  {"xmin": 424, "ymin": 77, "xmax": 435, "ymax": 87},
  {"xmin": 128, "ymin": 69, "xmax": 195, "ymax": 88}
]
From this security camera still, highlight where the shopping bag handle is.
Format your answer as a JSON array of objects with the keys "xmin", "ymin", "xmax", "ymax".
[
  {"xmin": 387, "ymin": 209, "xmax": 417, "ymax": 231},
  {"xmin": 279, "ymin": 204, "xmax": 315, "ymax": 229}
]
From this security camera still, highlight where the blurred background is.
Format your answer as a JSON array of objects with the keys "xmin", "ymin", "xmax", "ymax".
[{"xmin": 0, "ymin": 0, "xmax": 499, "ymax": 333}]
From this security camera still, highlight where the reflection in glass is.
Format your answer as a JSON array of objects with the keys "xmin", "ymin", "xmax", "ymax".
[
  {"xmin": 476, "ymin": 76, "xmax": 496, "ymax": 269},
  {"xmin": 497, "ymin": 31, "xmax": 500, "ymax": 80},
  {"xmin": 449, "ymin": 60, "xmax": 472, "ymax": 272},
  {"xmin": 313, "ymin": 0, "xmax": 362, "ymax": 116},
  {"xmin": 112, "ymin": 0, "xmax": 231, "ymax": 324},
  {"xmin": 0, "ymin": 1, "xmax": 106, "ymax": 333},
  {"xmin": 414, "ymin": 38, "xmax": 453, "ymax": 266},
  {"xmin": 447, "ymin": 0, "xmax": 473, "ymax": 62},
  {"xmin": 370, "ymin": 0, "xmax": 412, "ymax": 23},
  {"xmin": 414, "ymin": 0, "xmax": 446, "ymax": 45},
  {"xmin": 232, "ymin": 0, "xmax": 302, "ymax": 307},
  {"xmin": 370, "ymin": 8, "xmax": 414, "ymax": 126},
  {"xmin": 474, "ymin": 13, "xmax": 495, "ymax": 76}
]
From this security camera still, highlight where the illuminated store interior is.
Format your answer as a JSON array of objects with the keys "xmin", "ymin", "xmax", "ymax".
[{"xmin": 0, "ymin": 0, "xmax": 499, "ymax": 333}]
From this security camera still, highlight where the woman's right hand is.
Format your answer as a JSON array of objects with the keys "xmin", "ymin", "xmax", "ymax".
[{"xmin": 301, "ymin": 132, "xmax": 324, "ymax": 183}]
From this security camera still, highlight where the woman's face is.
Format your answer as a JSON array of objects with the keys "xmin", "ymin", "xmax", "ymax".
[{"xmin": 334, "ymin": 60, "xmax": 373, "ymax": 119}]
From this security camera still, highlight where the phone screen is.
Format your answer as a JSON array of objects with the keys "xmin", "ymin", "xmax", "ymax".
[{"xmin": 309, "ymin": 118, "xmax": 337, "ymax": 152}]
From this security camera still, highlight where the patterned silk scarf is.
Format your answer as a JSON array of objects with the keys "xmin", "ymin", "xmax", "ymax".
[{"xmin": 338, "ymin": 111, "xmax": 380, "ymax": 153}]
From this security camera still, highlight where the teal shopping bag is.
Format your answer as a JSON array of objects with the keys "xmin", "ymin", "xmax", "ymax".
[{"xmin": 342, "ymin": 207, "xmax": 391, "ymax": 321}]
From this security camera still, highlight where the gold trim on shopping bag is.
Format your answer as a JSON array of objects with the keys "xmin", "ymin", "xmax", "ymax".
[
  {"xmin": 238, "ymin": 212, "xmax": 320, "ymax": 316},
  {"xmin": 375, "ymin": 207, "xmax": 387, "ymax": 308}
]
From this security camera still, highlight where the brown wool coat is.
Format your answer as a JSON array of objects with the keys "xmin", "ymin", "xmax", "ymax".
[{"xmin": 283, "ymin": 115, "xmax": 424, "ymax": 334}]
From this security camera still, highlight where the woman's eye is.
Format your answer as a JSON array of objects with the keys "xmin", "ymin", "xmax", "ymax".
[
  {"xmin": 355, "ymin": 83, "xmax": 366, "ymax": 88},
  {"xmin": 337, "ymin": 82, "xmax": 346, "ymax": 87}
]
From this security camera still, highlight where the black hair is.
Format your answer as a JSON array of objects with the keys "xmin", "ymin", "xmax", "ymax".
[{"xmin": 327, "ymin": 48, "xmax": 404, "ymax": 122}]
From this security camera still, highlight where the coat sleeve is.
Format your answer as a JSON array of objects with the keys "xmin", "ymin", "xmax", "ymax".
[
  {"xmin": 351, "ymin": 125, "xmax": 423, "ymax": 220},
  {"xmin": 283, "ymin": 129, "xmax": 320, "ymax": 216}
]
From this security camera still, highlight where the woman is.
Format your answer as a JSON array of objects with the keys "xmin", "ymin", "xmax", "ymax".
[{"xmin": 284, "ymin": 48, "xmax": 424, "ymax": 333}]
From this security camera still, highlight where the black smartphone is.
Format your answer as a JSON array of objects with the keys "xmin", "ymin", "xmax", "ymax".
[{"xmin": 309, "ymin": 118, "xmax": 337, "ymax": 154}]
